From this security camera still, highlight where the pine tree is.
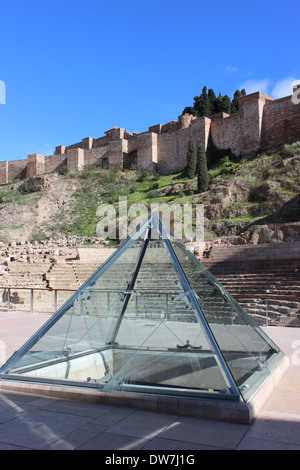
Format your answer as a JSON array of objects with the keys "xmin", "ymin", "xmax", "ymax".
[
  {"xmin": 207, "ymin": 89, "xmax": 217, "ymax": 115},
  {"xmin": 193, "ymin": 86, "xmax": 210, "ymax": 117},
  {"xmin": 214, "ymin": 92, "xmax": 224, "ymax": 113},
  {"xmin": 186, "ymin": 135, "xmax": 197, "ymax": 179},
  {"xmin": 197, "ymin": 144, "xmax": 209, "ymax": 193},
  {"xmin": 183, "ymin": 87, "xmax": 247, "ymax": 117},
  {"xmin": 231, "ymin": 90, "xmax": 242, "ymax": 114},
  {"xmin": 221, "ymin": 95, "xmax": 232, "ymax": 114},
  {"xmin": 182, "ymin": 106, "xmax": 198, "ymax": 116}
]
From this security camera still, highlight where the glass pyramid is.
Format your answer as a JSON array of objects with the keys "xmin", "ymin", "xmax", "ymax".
[{"xmin": 0, "ymin": 213, "xmax": 286, "ymax": 403}]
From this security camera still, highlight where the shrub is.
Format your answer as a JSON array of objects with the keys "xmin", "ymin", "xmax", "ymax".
[
  {"xmin": 279, "ymin": 142, "xmax": 300, "ymax": 159},
  {"xmin": 130, "ymin": 184, "xmax": 137, "ymax": 192},
  {"xmin": 137, "ymin": 170, "xmax": 149, "ymax": 182},
  {"xmin": 58, "ymin": 165, "xmax": 69, "ymax": 175},
  {"xmin": 18, "ymin": 177, "xmax": 44, "ymax": 194},
  {"xmin": 147, "ymin": 189, "xmax": 159, "ymax": 199}
]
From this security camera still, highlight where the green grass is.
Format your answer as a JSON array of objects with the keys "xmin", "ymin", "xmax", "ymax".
[
  {"xmin": 29, "ymin": 143, "xmax": 300, "ymax": 240},
  {"xmin": 42, "ymin": 168, "xmax": 194, "ymax": 238},
  {"xmin": 0, "ymin": 141, "xmax": 299, "ymax": 242},
  {"xmin": 205, "ymin": 215, "xmax": 266, "ymax": 224},
  {"xmin": 0, "ymin": 223, "xmax": 24, "ymax": 230}
]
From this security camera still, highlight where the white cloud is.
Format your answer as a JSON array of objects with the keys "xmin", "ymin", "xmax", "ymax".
[
  {"xmin": 271, "ymin": 77, "xmax": 297, "ymax": 98},
  {"xmin": 223, "ymin": 66, "xmax": 239, "ymax": 74},
  {"xmin": 239, "ymin": 77, "xmax": 298, "ymax": 98},
  {"xmin": 239, "ymin": 79, "xmax": 271, "ymax": 95}
]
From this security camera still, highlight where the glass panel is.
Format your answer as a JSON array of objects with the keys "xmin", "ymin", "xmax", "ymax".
[
  {"xmin": 0, "ymin": 221, "xmax": 150, "ymax": 383},
  {"xmin": 0, "ymin": 214, "xmax": 286, "ymax": 403},
  {"xmin": 169, "ymin": 236, "xmax": 285, "ymax": 401},
  {"xmin": 103, "ymin": 238, "xmax": 234, "ymax": 399}
]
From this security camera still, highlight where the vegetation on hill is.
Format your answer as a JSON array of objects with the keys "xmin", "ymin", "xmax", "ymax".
[{"xmin": 0, "ymin": 142, "xmax": 299, "ymax": 244}]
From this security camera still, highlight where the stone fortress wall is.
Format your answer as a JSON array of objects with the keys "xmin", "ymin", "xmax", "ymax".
[{"xmin": 0, "ymin": 86, "xmax": 299, "ymax": 183}]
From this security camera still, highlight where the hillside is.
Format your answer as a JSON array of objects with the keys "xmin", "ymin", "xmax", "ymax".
[{"xmin": 0, "ymin": 142, "xmax": 299, "ymax": 246}]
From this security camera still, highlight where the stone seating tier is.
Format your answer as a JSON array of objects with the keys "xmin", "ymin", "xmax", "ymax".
[{"xmin": 0, "ymin": 243, "xmax": 299, "ymax": 325}]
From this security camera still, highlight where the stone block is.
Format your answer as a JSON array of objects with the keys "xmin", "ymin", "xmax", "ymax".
[
  {"xmin": 81, "ymin": 137, "xmax": 94, "ymax": 149},
  {"xmin": 55, "ymin": 145, "xmax": 66, "ymax": 155},
  {"xmin": 26, "ymin": 154, "xmax": 45, "ymax": 178},
  {"xmin": 67, "ymin": 148, "xmax": 85, "ymax": 172}
]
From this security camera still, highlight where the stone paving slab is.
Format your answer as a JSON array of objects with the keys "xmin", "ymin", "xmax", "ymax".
[{"xmin": 0, "ymin": 311, "xmax": 300, "ymax": 450}]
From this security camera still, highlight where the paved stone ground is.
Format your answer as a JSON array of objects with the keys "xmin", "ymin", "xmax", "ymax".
[{"xmin": 0, "ymin": 311, "xmax": 299, "ymax": 450}]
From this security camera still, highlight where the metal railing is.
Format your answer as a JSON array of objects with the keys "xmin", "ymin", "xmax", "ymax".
[
  {"xmin": 0, "ymin": 286, "xmax": 299, "ymax": 326},
  {"xmin": 0, "ymin": 286, "xmax": 76, "ymax": 314},
  {"xmin": 232, "ymin": 293, "xmax": 300, "ymax": 326}
]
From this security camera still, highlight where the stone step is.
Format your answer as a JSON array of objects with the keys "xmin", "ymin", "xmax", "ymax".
[
  {"xmin": 239, "ymin": 303, "xmax": 299, "ymax": 316},
  {"xmin": 220, "ymin": 285, "xmax": 300, "ymax": 292},
  {"xmin": 204, "ymin": 261, "xmax": 300, "ymax": 270},
  {"xmin": 214, "ymin": 277, "xmax": 300, "ymax": 285},
  {"xmin": 219, "ymin": 277, "xmax": 300, "ymax": 283},
  {"xmin": 35, "ymin": 247, "xmax": 300, "ymax": 323},
  {"xmin": 207, "ymin": 242, "xmax": 300, "ymax": 260}
]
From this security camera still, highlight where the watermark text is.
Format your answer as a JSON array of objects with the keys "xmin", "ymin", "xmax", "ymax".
[
  {"xmin": 292, "ymin": 80, "xmax": 300, "ymax": 105},
  {"xmin": 96, "ymin": 197, "xmax": 204, "ymax": 244}
]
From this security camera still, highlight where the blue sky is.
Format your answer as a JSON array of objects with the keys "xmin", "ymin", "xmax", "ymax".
[{"xmin": 0, "ymin": 0, "xmax": 299, "ymax": 161}]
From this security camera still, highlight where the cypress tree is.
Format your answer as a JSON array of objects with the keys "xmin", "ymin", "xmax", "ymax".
[
  {"xmin": 197, "ymin": 144, "xmax": 209, "ymax": 193},
  {"xmin": 186, "ymin": 135, "xmax": 197, "ymax": 179}
]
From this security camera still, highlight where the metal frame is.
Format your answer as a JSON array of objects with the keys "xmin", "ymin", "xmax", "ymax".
[
  {"xmin": 0, "ymin": 213, "xmax": 286, "ymax": 404},
  {"xmin": 0, "ymin": 217, "xmax": 151, "ymax": 373},
  {"xmin": 108, "ymin": 223, "xmax": 151, "ymax": 344},
  {"xmin": 153, "ymin": 213, "xmax": 241, "ymax": 399}
]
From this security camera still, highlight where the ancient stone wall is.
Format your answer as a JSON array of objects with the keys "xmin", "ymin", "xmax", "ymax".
[
  {"xmin": 44, "ymin": 154, "xmax": 67, "ymax": 173},
  {"xmin": 0, "ymin": 89, "xmax": 299, "ymax": 182},
  {"xmin": 157, "ymin": 130, "xmax": 180, "ymax": 174},
  {"xmin": 83, "ymin": 147, "xmax": 109, "ymax": 167},
  {"xmin": 67, "ymin": 148, "xmax": 85, "ymax": 172},
  {"xmin": 209, "ymin": 92, "xmax": 300, "ymax": 156},
  {"xmin": 261, "ymin": 96, "xmax": 300, "ymax": 150},
  {"xmin": 108, "ymin": 139, "xmax": 126, "ymax": 169},
  {"xmin": 210, "ymin": 112, "xmax": 242, "ymax": 155},
  {"xmin": 7, "ymin": 159, "xmax": 27, "ymax": 182},
  {"xmin": 26, "ymin": 154, "xmax": 45, "ymax": 178},
  {"xmin": 157, "ymin": 117, "xmax": 210, "ymax": 174}
]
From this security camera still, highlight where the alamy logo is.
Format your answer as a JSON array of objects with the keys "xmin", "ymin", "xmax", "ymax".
[
  {"xmin": 292, "ymin": 80, "xmax": 300, "ymax": 105},
  {"xmin": 0, "ymin": 80, "xmax": 6, "ymax": 104},
  {"xmin": 96, "ymin": 197, "xmax": 204, "ymax": 244}
]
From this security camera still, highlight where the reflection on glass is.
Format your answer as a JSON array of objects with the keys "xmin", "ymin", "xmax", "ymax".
[
  {"xmin": 0, "ymin": 214, "xmax": 286, "ymax": 402},
  {"xmin": 169, "ymin": 237, "xmax": 283, "ymax": 400}
]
